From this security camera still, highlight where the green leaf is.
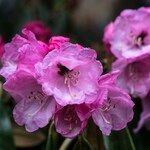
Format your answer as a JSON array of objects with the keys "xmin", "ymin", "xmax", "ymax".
[
  {"xmin": 103, "ymin": 128, "xmax": 136, "ymax": 150},
  {"xmin": 0, "ymin": 100, "xmax": 15, "ymax": 150},
  {"xmin": 45, "ymin": 122, "xmax": 58, "ymax": 150},
  {"xmin": 85, "ymin": 119, "xmax": 104, "ymax": 150},
  {"xmin": 73, "ymin": 135, "xmax": 93, "ymax": 150}
]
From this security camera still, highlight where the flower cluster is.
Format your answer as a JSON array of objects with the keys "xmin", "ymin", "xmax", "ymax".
[
  {"xmin": 0, "ymin": 27, "xmax": 134, "ymax": 138},
  {"xmin": 103, "ymin": 7, "xmax": 150, "ymax": 131}
]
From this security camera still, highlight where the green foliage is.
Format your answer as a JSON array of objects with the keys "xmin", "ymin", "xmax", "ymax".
[
  {"xmin": 73, "ymin": 135, "xmax": 93, "ymax": 150},
  {"xmin": 0, "ymin": 100, "xmax": 15, "ymax": 150},
  {"xmin": 45, "ymin": 122, "xmax": 59, "ymax": 150},
  {"xmin": 103, "ymin": 128, "xmax": 135, "ymax": 150}
]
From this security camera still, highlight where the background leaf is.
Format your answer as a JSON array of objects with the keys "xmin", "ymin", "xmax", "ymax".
[
  {"xmin": 85, "ymin": 119, "xmax": 104, "ymax": 150},
  {"xmin": 45, "ymin": 122, "xmax": 59, "ymax": 150},
  {"xmin": 73, "ymin": 135, "xmax": 93, "ymax": 150},
  {"xmin": 0, "ymin": 100, "xmax": 15, "ymax": 150},
  {"xmin": 13, "ymin": 124, "xmax": 45, "ymax": 148},
  {"xmin": 103, "ymin": 128, "xmax": 135, "ymax": 150}
]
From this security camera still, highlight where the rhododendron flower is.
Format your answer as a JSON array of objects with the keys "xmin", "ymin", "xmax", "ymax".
[
  {"xmin": 4, "ymin": 70, "xmax": 56, "ymax": 132},
  {"xmin": 103, "ymin": 23, "xmax": 114, "ymax": 55},
  {"xmin": 54, "ymin": 104, "xmax": 90, "ymax": 138},
  {"xmin": 0, "ymin": 36, "xmax": 4, "ymax": 58},
  {"xmin": 0, "ymin": 29, "xmax": 49, "ymax": 79},
  {"xmin": 91, "ymin": 72, "xmax": 134, "ymax": 135},
  {"xmin": 23, "ymin": 21, "xmax": 51, "ymax": 43},
  {"xmin": 103, "ymin": 7, "xmax": 150, "ymax": 58},
  {"xmin": 49, "ymin": 36, "xmax": 70, "ymax": 51},
  {"xmin": 134, "ymin": 92, "xmax": 150, "ymax": 132},
  {"xmin": 112, "ymin": 53, "xmax": 150, "ymax": 98},
  {"xmin": 36, "ymin": 42, "xmax": 102, "ymax": 106},
  {"xmin": 0, "ymin": 25, "xmax": 135, "ymax": 137}
]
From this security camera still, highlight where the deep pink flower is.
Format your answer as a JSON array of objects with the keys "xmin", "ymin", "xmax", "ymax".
[
  {"xmin": 54, "ymin": 104, "xmax": 90, "ymax": 138},
  {"xmin": 91, "ymin": 72, "xmax": 134, "ymax": 135},
  {"xmin": 0, "ymin": 36, "xmax": 4, "ymax": 58},
  {"xmin": 134, "ymin": 92, "xmax": 150, "ymax": 132},
  {"xmin": 0, "ymin": 29, "xmax": 49, "ymax": 79},
  {"xmin": 103, "ymin": 23, "xmax": 114, "ymax": 55},
  {"xmin": 35, "ymin": 42, "xmax": 102, "ymax": 106},
  {"xmin": 112, "ymin": 53, "xmax": 150, "ymax": 98},
  {"xmin": 4, "ymin": 70, "xmax": 56, "ymax": 132},
  {"xmin": 139, "ymin": 7, "xmax": 150, "ymax": 13},
  {"xmin": 23, "ymin": 21, "xmax": 51, "ymax": 43},
  {"xmin": 103, "ymin": 7, "xmax": 150, "ymax": 58},
  {"xmin": 49, "ymin": 36, "xmax": 70, "ymax": 51}
]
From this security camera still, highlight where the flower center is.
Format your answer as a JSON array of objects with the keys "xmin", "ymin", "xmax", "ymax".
[
  {"xmin": 57, "ymin": 64, "xmax": 70, "ymax": 76},
  {"xmin": 134, "ymin": 31, "xmax": 147, "ymax": 47},
  {"xmin": 57, "ymin": 64, "xmax": 80, "ymax": 86}
]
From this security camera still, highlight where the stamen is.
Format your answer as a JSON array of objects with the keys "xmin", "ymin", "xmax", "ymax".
[
  {"xmin": 99, "ymin": 110, "xmax": 111, "ymax": 125},
  {"xmin": 134, "ymin": 31, "xmax": 147, "ymax": 47},
  {"xmin": 69, "ymin": 124, "xmax": 72, "ymax": 131},
  {"xmin": 75, "ymin": 120, "xmax": 78, "ymax": 124},
  {"xmin": 57, "ymin": 64, "xmax": 80, "ymax": 98},
  {"xmin": 64, "ymin": 70, "xmax": 80, "ymax": 86},
  {"xmin": 27, "ymin": 97, "xmax": 47, "ymax": 118},
  {"xmin": 100, "ymin": 98, "xmax": 116, "ymax": 112},
  {"xmin": 99, "ymin": 98, "xmax": 117, "ymax": 125},
  {"xmin": 101, "ymin": 113, "xmax": 111, "ymax": 124}
]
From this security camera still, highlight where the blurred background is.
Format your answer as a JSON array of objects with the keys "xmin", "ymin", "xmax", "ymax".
[{"xmin": 0, "ymin": 0, "xmax": 150, "ymax": 150}]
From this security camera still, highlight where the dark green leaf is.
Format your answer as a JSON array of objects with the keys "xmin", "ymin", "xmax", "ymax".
[
  {"xmin": 103, "ymin": 128, "xmax": 135, "ymax": 150},
  {"xmin": 45, "ymin": 122, "xmax": 58, "ymax": 150},
  {"xmin": 73, "ymin": 135, "xmax": 93, "ymax": 150},
  {"xmin": 85, "ymin": 119, "xmax": 104, "ymax": 150},
  {"xmin": 0, "ymin": 100, "xmax": 15, "ymax": 150}
]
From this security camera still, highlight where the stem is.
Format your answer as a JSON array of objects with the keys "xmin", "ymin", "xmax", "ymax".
[
  {"xmin": 45, "ymin": 121, "xmax": 54, "ymax": 150},
  {"xmin": 125, "ymin": 128, "xmax": 136, "ymax": 150},
  {"xmin": 59, "ymin": 138, "xmax": 73, "ymax": 150}
]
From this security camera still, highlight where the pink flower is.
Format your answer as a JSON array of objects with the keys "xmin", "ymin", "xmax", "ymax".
[
  {"xmin": 134, "ymin": 92, "xmax": 150, "ymax": 132},
  {"xmin": 103, "ymin": 23, "xmax": 114, "ymax": 55},
  {"xmin": 49, "ymin": 36, "xmax": 70, "ymax": 51},
  {"xmin": 0, "ymin": 29, "xmax": 49, "ymax": 79},
  {"xmin": 0, "ymin": 36, "xmax": 4, "ymax": 58},
  {"xmin": 103, "ymin": 7, "xmax": 150, "ymax": 58},
  {"xmin": 35, "ymin": 42, "xmax": 102, "ymax": 106},
  {"xmin": 23, "ymin": 21, "xmax": 51, "ymax": 43},
  {"xmin": 3, "ymin": 70, "xmax": 56, "ymax": 132},
  {"xmin": 112, "ymin": 53, "xmax": 150, "ymax": 98},
  {"xmin": 91, "ymin": 72, "xmax": 134, "ymax": 135},
  {"xmin": 54, "ymin": 104, "xmax": 90, "ymax": 138},
  {"xmin": 0, "ymin": 27, "xmax": 134, "ymax": 137},
  {"xmin": 139, "ymin": 7, "xmax": 150, "ymax": 13}
]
